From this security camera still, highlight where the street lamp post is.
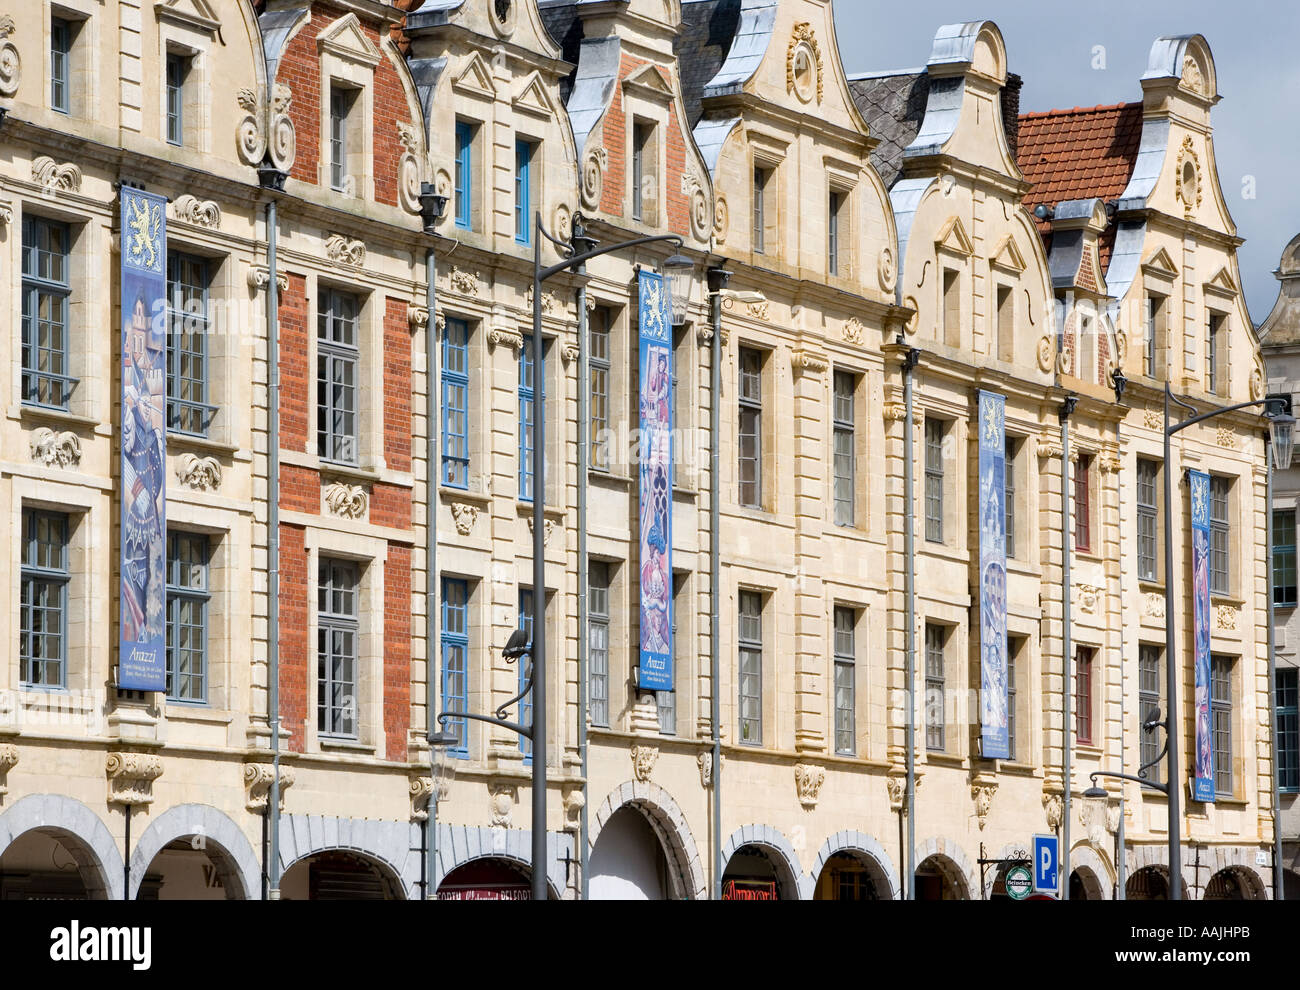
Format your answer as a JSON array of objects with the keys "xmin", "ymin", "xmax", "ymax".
[{"xmin": 438, "ymin": 213, "xmax": 689, "ymax": 900}]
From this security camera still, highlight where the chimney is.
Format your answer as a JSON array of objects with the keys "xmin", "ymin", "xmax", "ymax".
[{"xmin": 1001, "ymin": 71, "xmax": 1023, "ymax": 158}]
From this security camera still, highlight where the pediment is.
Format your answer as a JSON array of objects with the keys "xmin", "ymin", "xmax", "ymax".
[
  {"xmin": 317, "ymin": 12, "xmax": 382, "ymax": 68},
  {"xmin": 1140, "ymin": 246, "xmax": 1179, "ymax": 280},
  {"xmin": 1204, "ymin": 265, "xmax": 1238, "ymax": 297},
  {"xmin": 935, "ymin": 215, "xmax": 974, "ymax": 258},
  {"xmin": 623, "ymin": 63, "xmax": 675, "ymax": 103},
  {"xmin": 512, "ymin": 71, "xmax": 556, "ymax": 120},
  {"xmin": 452, "ymin": 51, "xmax": 497, "ymax": 99},
  {"xmin": 154, "ymin": 0, "xmax": 220, "ymax": 35},
  {"xmin": 990, "ymin": 234, "xmax": 1026, "ymax": 273}
]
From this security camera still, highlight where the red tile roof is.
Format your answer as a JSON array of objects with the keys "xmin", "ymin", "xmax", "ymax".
[{"xmin": 1016, "ymin": 102, "xmax": 1145, "ymax": 271}]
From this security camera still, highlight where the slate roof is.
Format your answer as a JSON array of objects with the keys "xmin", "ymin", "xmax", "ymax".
[
  {"xmin": 848, "ymin": 70, "xmax": 929, "ymax": 190},
  {"xmin": 538, "ymin": 0, "xmax": 583, "ymax": 104},
  {"xmin": 678, "ymin": 0, "xmax": 741, "ymax": 128},
  {"xmin": 1016, "ymin": 102, "xmax": 1144, "ymax": 269}
]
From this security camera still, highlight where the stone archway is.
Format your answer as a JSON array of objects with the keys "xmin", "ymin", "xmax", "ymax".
[
  {"xmin": 810, "ymin": 831, "xmax": 900, "ymax": 900},
  {"xmin": 1204, "ymin": 865, "xmax": 1267, "ymax": 901},
  {"xmin": 1126, "ymin": 844, "xmax": 1191, "ymax": 899},
  {"xmin": 128, "ymin": 804, "xmax": 261, "ymax": 899},
  {"xmin": 1069, "ymin": 844, "xmax": 1114, "ymax": 900},
  {"xmin": 721, "ymin": 825, "xmax": 809, "ymax": 900},
  {"xmin": 589, "ymin": 780, "xmax": 705, "ymax": 900},
  {"xmin": 278, "ymin": 814, "xmax": 418, "ymax": 899},
  {"xmin": 0, "ymin": 794, "xmax": 123, "ymax": 900},
  {"xmin": 432, "ymin": 824, "xmax": 571, "ymax": 900},
  {"xmin": 914, "ymin": 836, "xmax": 976, "ymax": 900}
]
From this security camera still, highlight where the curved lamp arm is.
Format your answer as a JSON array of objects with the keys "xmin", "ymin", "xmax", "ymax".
[
  {"xmin": 1088, "ymin": 769, "xmax": 1168, "ymax": 795},
  {"xmin": 1166, "ymin": 383, "xmax": 1281, "ymax": 438}
]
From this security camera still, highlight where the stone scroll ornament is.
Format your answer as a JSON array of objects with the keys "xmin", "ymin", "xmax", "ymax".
[
  {"xmin": 637, "ymin": 271, "xmax": 673, "ymax": 693},
  {"xmin": 118, "ymin": 187, "xmax": 168, "ymax": 691}
]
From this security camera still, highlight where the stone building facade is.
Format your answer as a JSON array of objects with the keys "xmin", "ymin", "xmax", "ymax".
[{"xmin": 0, "ymin": 0, "xmax": 1279, "ymax": 900}]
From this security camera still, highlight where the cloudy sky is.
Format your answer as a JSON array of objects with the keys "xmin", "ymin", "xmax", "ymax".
[{"xmin": 832, "ymin": 0, "xmax": 1300, "ymax": 324}]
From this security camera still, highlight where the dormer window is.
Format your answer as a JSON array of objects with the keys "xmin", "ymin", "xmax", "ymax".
[
  {"xmin": 753, "ymin": 166, "xmax": 773, "ymax": 255},
  {"xmin": 50, "ymin": 16, "xmax": 74, "ymax": 114},
  {"xmin": 632, "ymin": 119, "xmax": 659, "ymax": 225},
  {"xmin": 329, "ymin": 85, "xmax": 358, "ymax": 193},
  {"xmin": 828, "ymin": 190, "xmax": 842, "ymax": 276},
  {"xmin": 165, "ymin": 52, "xmax": 191, "ymax": 146}
]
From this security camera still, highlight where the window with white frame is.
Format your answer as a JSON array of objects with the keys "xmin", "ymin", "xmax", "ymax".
[
  {"xmin": 924, "ymin": 418, "xmax": 945, "ymax": 543},
  {"xmin": 589, "ymin": 562, "xmax": 609, "ymax": 729},
  {"xmin": 828, "ymin": 189, "xmax": 843, "ymax": 277},
  {"xmin": 1139, "ymin": 644, "xmax": 1163, "ymax": 784},
  {"xmin": 165, "ymin": 531, "xmax": 209, "ymax": 703},
  {"xmin": 167, "ymin": 251, "xmax": 215, "ymax": 437},
  {"xmin": 441, "ymin": 318, "xmax": 470, "ymax": 488},
  {"xmin": 1137, "ymin": 458, "xmax": 1160, "ymax": 582},
  {"xmin": 21, "ymin": 215, "xmax": 74, "ymax": 410},
  {"xmin": 1207, "ymin": 312, "xmax": 1226, "ymax": 396},
  {"xmin": 1210, "ymin": 475, "xmax": 1231, "ymax": 595},
  {"xmin": 50, "ymin": 14, "xmax": 80, "ymax": 115},
  {"xmin": 589, "ymin": 306, "xmax": 612, "ymax": 472},
  {"xmin": 1005, "ymin": 437, "xmax": 1018, "ymax": 558},
  {"xmin": 738, "ymin": 348, "xmax": 764, "ymax": 509},
  {"xmin": 20, "ymin": 509, "xmax": 70, "ymax": 689},
  {"xmin": 317, "ymin": 557, "xmax": 360, "ymax": 739},
  {"xmin": 833, "ymin": 605, "xmax": 856, "ymax": 755},
  {"xmin": 329, "ymin": 85, "xmax": 359, "ymax": 193},
  {"xmin": 317, "ymin": 288, "xmax": 360, "ymax": 465},
  {"xmin": 753, "ymin": 166, "xmax": 771, "ymax": 254},
  {"xmin": 833, "ymin": 371, "xmax": 856, "ymax": 527},
  {"xmin": 924, "ymin": 622, "xmax": 945, "ymax": 751},
  {"xmin": 1145, "ymin": 293, "xmax": 1166, "ymax": 378},
  {"xmin": 165, "ymin": 51, "xmax": 191, "ymax": 146},
  {"xmin": 738, "ymin": 590, "xmax": 763, "ymax": 746}
]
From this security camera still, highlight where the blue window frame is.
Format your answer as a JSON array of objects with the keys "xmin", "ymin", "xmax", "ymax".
[
  {"xmin": 440, "ymin": 578, "xmax": 470, "ymax": 758},
  {"xmin": 454, "ymin": 121, "xmax": 473, "ymax": 230},
  {"xmin": 518, "ymin": 588, "xmax": 535, "ymax": 763},
  {"xmin": 519, "ymin": 336, "xmax": 544, "ymax": 501},
  {"xmin": 515, "ymin": 139, "xmax": 533, "ymax": 246},
  {"xmin": 1279, "ymin": 668, "xmax": 1299, "ymax": 793},
  {"xmin": 166, "ymin": 531, "xmax": 209, "ymax": 703},
  {"xmin": 442, "ymin": 318, "xmax": 470, "ymax": 488},
  {"xmin": 21, "ymin": 216, "xmax": 75, "ymax": 410},
  {"xmin": 20, "ymin": 509, "xmax": 69, "ymax": 689}
]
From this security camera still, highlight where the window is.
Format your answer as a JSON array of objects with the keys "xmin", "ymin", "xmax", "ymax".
[
  {"xmin": 329, "ymin": 86, "xmax": 356, "ymax": 193},
  {"xmin": 1274, "ymin": 510, "xmax": 1297, "ymax": 607},
  {"xmin": 441, "ymin": 318, "xmax": 470, "ymax": 488},
  {"xmin": 832, "ymin": 371, "xmax": 855, "ymax": 527},
  {"xmin": 166, "ymin": 251, "xmax": 214, "ymax": 437},
  {"xmin": 20, "ymin": 510, "xmax": 69, "ymax": 688},
  {"xmin": 1145, "ymin": 294, "xmax": 1165, "ymax": 378},
  {"xmin": 671, "ymin": 324, "xmax": 688, "ymax": 487},
  {"xmin": 833, "ymin": 606, "xmax": 855, "ymax": 755},
  {"xmin": 828, "ymin": 190, "xmax": 842, "ymax": 276},
  {"xmin": 1207, "ymin": 313, "xmax": 1225, "ymax": 395},
  {"xmin": 1074, "ymin": 454, "xmax": 1092, "ymax": 552},
  {"xmin": 995, "ymin": 284, "xmax": 1013, "ymax": 363},
  {"xmin": 753, "ymin": 167, "xmax": 769, "ymax": 254},
  {"xmin": 454, "ymin": 120, "xmax": 474, "ymax": 230},
  {"xmin": 738, "ymin": 348, "xmax": 763, "ymax": 509},
  {"xmin": 165, "ymin": 532, "xmax": 209, "ymax": 703},
  {"xmin": 440, "ymin": 578, "xmax": 469, "ymax": 758},
  {"xmin": 1210, "ymin": 475, "xmax": 1230, "ymax": 595},
  {"xmin": 1278, "ymin": 668, "xmax": 1298, "ymax": 793},
  {"xmin": 515, "ymin": 139, "xmax": 535, "ymax": 246},
  {"xmin": 1137, "ymin": 459, "xmax": 1160, "ymax": 582},
  {"xmin": 317, "ymin": 289, "xmax": 360, "ymax": 465},
  {"xmin": 50, "ymin": 17, "xmax": 73, "ymax": 114},
  {"xmin": 317, "ymin": 558, "xmax": 359, "ymax": 738},
  {"xmin": 738, "ymin": 591, "xmax": 763, "ymax": 745},
  {"xmin": 632, "ymin": 120, "xmax": 655, "ymax": 223},
  {"xmin": 165, "ymin": 52, "xmax": 190, "ymax": 146},
  {"xmin": 1139, "ymin": 645, "xmax": 1163, "ymax": 785},
  {"xmin": 21, "ymin": 216, "xmax": 73, "ymax": 409},
  {"xmin": 924, "ymin": 418, "xmax": 945, "ymax": 543},
  {"xmin": 1211, "ymin": 654, "xmax": 1234, "ymax": 797},
  {"xmin": 1079, "ymin": 314, "xmax": 1096, "ymax": 384},
  {"xmin": 518, "ymin": 588, "xmax": 535, "ymax": 762},
  {"xmin": 661, "ymin": 573, "xmax": 685, "ymax": 736},
  {"xmin": 519, "ymin": 336, "xmax": 545, "ymax": 501},
  {"xmin": 1005, "ymin": 439, "xmax": 1017, "ymax": 558},
  {"xmin": 589, "ymin": 563, "xmax": 609, "ymax": 728},
  {"xmin": 924, "ymin": 623, "xmax": 945, "ymax": 751},
  {"xmin": 942, "ymin": 268, "xmax": 960, "ymax": 347},
  {"xmin": 1074, "ymin": 646, "xmax": 1094, "ymax": 745},
  {"xmin": 1006, "ymin": 636, "xmax": 1021, "ymax": 760},
  {"xmin": 590, "ymin": 307, "xmax": 611, "ymax": 471}
]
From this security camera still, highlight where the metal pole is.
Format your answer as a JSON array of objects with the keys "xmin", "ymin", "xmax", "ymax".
[
  {"xmin": 903, "ymin": 348, "xmax": 917, "ymax": 901},
  {"xmin": 709, "ymin": 268, "xmax": 728, "ymax": 900},
  {"xmin": 531, "ymin": 215, "xmax": 547, "ymax": 902},
  {"xmin": 123, "ymin": 804, "xmax": 131, "ymax": 900},
  {"xmin": 1060, "ymin": 397, "xmax": 1076, "ymax": 899},
  {"xmin": 577, "ymin": 273, "xmax": 590, "ymax": 901},
  {"xmin": 266, "ymin": 192, "xmax": 282, "ymax": 900},
  {"xmin": 1163, "ymin": 385, "xmax": 1182, "ymax": 899},
  {"xmin": 425, "ymin": 240, "xmax": 440, "ymax": 901},
  {"xmin": 1267, "ymin": 443, "xmax": 1283, "ymax": 899},
  {"xmin": 1117, "ymin": 794, "xmax": 1126, "ymax": 900}
]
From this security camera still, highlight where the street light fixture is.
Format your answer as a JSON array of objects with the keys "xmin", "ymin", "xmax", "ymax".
[
  {"xmin": 1267, "ymin": 402, "xmax": 1295, "ymax": 470},
  {"xmin": 663, "ymin": 252, "xmax": 696, "ymax": 326},
  {"xmin": 425, "ymin": 729, "xmax": 458, "ymax": 900}
]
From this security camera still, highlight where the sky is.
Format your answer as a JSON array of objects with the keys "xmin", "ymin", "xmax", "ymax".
[{"xmin": 832, "ymin": 0, "xmax": 1300, "ymax": 325}]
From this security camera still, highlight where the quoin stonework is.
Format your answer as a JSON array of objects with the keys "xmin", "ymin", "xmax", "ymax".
[{"xmin": 0, "ymin": 0, "xmax": 1284, "ymax": 900}]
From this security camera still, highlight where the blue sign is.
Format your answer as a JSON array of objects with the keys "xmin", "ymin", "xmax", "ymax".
[
  {"xmin": 636, "ymin": 271, "xmax": 673, "ymax": 692},
  {"xmin": 1189, "ymin": 469, "xmax": 1214, "ymax": 802},
  {"xmin": 977, "ymin": 391, "xmax": 1009, "ymax": 759},
  {"xmin": 117, "ymin": 187, "xmax": 168, "ymax": 691},
  {"xmin": 1033, "ymin": 834, "xmax": 1059, "ymax": 893}
]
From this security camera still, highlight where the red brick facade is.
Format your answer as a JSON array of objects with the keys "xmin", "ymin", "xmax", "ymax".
[
  {"xmin": 383, "ymin": 544, "xmax": 411, "ymax": 760},
  {"xmin": 382, "ymin": 297, "xmax": 412, "ymax": 473},
  {"xmin": 278, "ymin": 272, "xmax": 310, "ymax": 452},
  {"xmin": 279, "ymin": 524, "xmax": 309, "ymax": 754}
]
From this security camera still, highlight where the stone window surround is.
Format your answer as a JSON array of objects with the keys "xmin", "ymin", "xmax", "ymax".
[
  {"xmin": 823, "ymin": 155, "xmax": 859, "ymax": 281},
  {"xmin": 46, "ymin": 0, "xmax": 97, "ymax": 119},
  {"xmin": 165, "ymin": 237, "xmax": 238, "ymax": 450},
  {"xmin": 308, "ymin": 272, "xmax": 385, "ymax": 474},
  {"xmin": 162, "ymin": 503, "xmax": 234, "ymax": 715},
  {"xmin": 828, "ymin": 362, "xmax": 868, "ymax": 533},
  {"xmin": 624, "ymin": 93, "xmax": 666, "ymax": 229},
  {"xmin": 747, "ymin": 129, "xmax": 788, "ymax": 260},
  {"xmin": 317, "ymin": 14, "xmax": 381, "ymax": 200},
  {"xmin": 155, "ymin": 2, "xmax": 218, "ymax": 154}
]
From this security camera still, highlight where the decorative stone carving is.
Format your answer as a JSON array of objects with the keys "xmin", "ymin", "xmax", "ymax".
[
  {"xmin": 1036, "ymin": 335, "xmax": 1054, "ymax": 372},
  {"xmin": 794, "ymin": 763, "xmax": 825, "ymax": 809},
  {"xmin": 902, "ymin": 296, "xmax": 920, "ymax": 335},
  {"xmin": 408, "ymin": 307, "xmax": 429, "ymax": 331},
  {"xmin": 1144, "ymin": 406, "xmax": 1162, "ymax": 430},
  {"xmin": 886, "ymin": 774, "xmax": 906, "ymax": 811},
  {"xmin": 1115, "ymin": 331, "xmax": 1128, "ymax": 364},
  {"xmin": 681, "ymin": 166, "xmax": 712, "ymax": 242},
  {"xmin": 792, "ymin": 349, "xmax": 828, "ymax": 376},
  {"xmin": 409, "ymin": 776, "xmax": 433, "ymax": 822},
  {"xmin": 562, "ymin": 786, "xmax": 585, "ymax": 829},
  {"xmin": 1181, "ymin": 54, "xmax": 1205, "ymax": 96},
  {"xmin": 32, "ymin": 155, "xmax": 82, "ymax": 193},
  {"xmin": 561, "ymin": 342, "xmax": 580, "ymax": 365},
  {"xmin": 697, "ymin": 751, "xmax": 714, "ymax": 788},
  {"xmin": 450, "ymin": 502, "xmax": 478, "ymax": 536},
  {"xmin": 0, "ymin": 15, "xmax": 21, "ymax": 99},
  {"xmin": 1098, "ymin": 454, "xmax": 1121, "ymax": 475},
  {"xmin": 877, "ymin": 246, "xmax": 897, "ymax": 292},
  {"xmin": 1079, "ymin": 788, "xmax": 1109, "ymax": 850},
  {"xmin": 971, "ymin": 777, "xmax": 998, "ymax": 830},
  {"xmin": 1215, "ymin": 427, "xmax": 1236, "ymax": 449},
  {"xmin": 581, "ymin": 146, "xmax": 607, "ymax": 210},
  {"xmin": 1144, "ymin": 592, "xmax": 1166, "ymax": 619},
  {"xmin": 0, "ymin": 744, "xmax": 18, "ymax": 797},
  {"xmin": 324, "ymin": 483, "xmax": 368, "ymax": 520},
  {"xmin": 396, "ymin": 121, "xmax": 423, "ymax": 215},
  {"xmin": 488, "ymin": 782, "xmax": 517, "ymax": 827},
  {"xmin": 172, "ymin": 194, "xmax": 222, "ymax": 229},
  {"xmin": 247, "ymin": 266, "xmax": 288, "ymax": 292},
  {"xmin": 786, "ymin": 22, "xmax": 824, "ymax": 104},
  {"xmin": 106, "ymin": 752, "xmax": 164, "ymax": 806},
  {"xmin": 525, "ymin": 282, "xmax": 562, "ymax": 316},
  {"xmin": 883, "ymin": 402, "xmax": 906, "ymax": 422},
  {"xmin": 1251, "ymin": 363, "xmax": 1265, "ymax": 401},
  {"xmin": 0, "ymin": 202, "xmax": 12, "ymax": 227},
  {"xmin": 1057, "ymin": 346, "xmax": 1072, "ymax": 376},
  {"xmin": 1215, "ymin": 604, "xmax": 1239, "ymax": 631},
  {"xmin": 30, "ymin": 427, "xmax": 81, "ymax": 468},
  {"xmin": 1076, "ymin": 583, "xmax": 1101, "ymax": 615},
  {"xmin": 525, "ymin": 515, "xmax": 556, "ymax": 546},
  {"xmin": 449, "ymin": 266, "xmax": 480, "ymax": 296},
  {"xmin": 236, "ymin": 85, "xmax": 295, "ymax": 170},
  {"xmin": 842, "ymin": 317, "xmax": 865, "ymax": 345},
  {"xmin": 1175, "ymin": 135, "xmax": 1202, "ymax": 217},
  {"xmin": 176, "ymin": 453, "xmax": 222, "ymax": 491},
  {"xmin": 553, "ymin": 203, "xmax": 571, "ymax": 242},
  {"xmin": 713, "ymin": 194, "xmax": 729, "ymax": 241},
  {"xmin": 1037, "ymin": 433, "xmax": 1062, "ymax": 459},
  {"xmin": 325, "ymin": 233, "xmax": 366, "ymax": 268},
  {"xmin": 244, "ymin": 762, "xmax": 295, "ymax": 812},
  {"xmin": 236, "ymin": 88, "xmax": 266, "ymax": 166},
  {"xmin": 748, "ymin": 299, "xmax": 770, "ymax": 321},
  {"xmin": 1042, "ymin": 791, "xmax": 1064, "ymax": 831},
  {"xmin": 631, "ymin": 745, "xmax": 659, "ymax": 784},
  {"xmin": 488, "ymin": 327, "xmax": 524, "ymax": 352}
]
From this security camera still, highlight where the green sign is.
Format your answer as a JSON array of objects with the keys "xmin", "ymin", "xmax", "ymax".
[{"xmin": 1005, "ymin": 866, "xmax": 1033, "ymax": 900}]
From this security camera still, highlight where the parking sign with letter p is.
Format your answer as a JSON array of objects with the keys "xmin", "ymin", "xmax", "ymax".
[{"xmin": 1032, "ymin": 834, "xmax": 1058, "ymax": 893}]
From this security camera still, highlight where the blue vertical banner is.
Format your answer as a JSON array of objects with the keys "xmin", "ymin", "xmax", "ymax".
[
  {"xmin": 977, "ymin": 390, "xmax": 1009, "ymax": 759},
  {"xmin": 1189, "ymin": 469, "xmax": 1214, "ymax": 802},
  {"xmin": 637, "ymin": 270, "xmax": 673, "ymax": 692},
  {"xmin": 118, "ymin": 188, "xmax": 168, "ymax": 691}
]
